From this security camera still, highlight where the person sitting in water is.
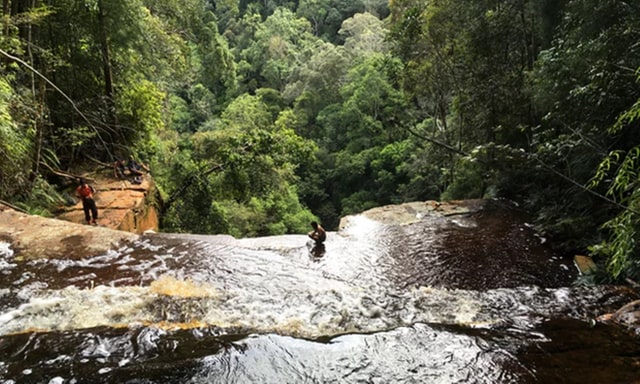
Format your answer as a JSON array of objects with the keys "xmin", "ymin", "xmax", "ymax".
[{"xmin": 308, "ymin": 221, "xmax": 326, "ymax": 244}]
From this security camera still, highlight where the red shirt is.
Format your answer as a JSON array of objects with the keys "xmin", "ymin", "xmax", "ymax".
[{"xmin": 76, "ymin": 184, "xmax": 94, "ymax": 199}]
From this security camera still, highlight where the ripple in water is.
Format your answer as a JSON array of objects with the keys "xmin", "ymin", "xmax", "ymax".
[{"xmin": 0, "ymin": 200, "xmax": 639, "ymax": 383}]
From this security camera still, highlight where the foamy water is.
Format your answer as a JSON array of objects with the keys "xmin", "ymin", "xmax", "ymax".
[{"xmin": 0, "ymin": 231, "xmax": 616, "ymax": 338}]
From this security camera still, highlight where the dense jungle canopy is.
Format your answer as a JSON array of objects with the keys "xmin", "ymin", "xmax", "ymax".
[{"xmin": 1, "ymin": 0, "xmax": 639, "ymax": 281}]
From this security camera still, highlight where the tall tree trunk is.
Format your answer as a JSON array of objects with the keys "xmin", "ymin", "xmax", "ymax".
[
  {"xmin": 27, "ymin": 0, "xmax": 35, "ymax": 95},
  {"xmin": 27, "ymin": 0, "xmax": 42, "ymax": 177},
  {"xmin": 2, "ymin": 0, "xmax": 9, "ymax": 36},
  {"xmin": 97, "ymin": 0, "xmax": 119, "ymax": 145}
]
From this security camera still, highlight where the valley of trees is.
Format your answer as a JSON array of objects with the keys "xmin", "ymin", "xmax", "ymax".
[{"xmin": 1, "ymin": 0, "xmax": 639, "ymax": 282}]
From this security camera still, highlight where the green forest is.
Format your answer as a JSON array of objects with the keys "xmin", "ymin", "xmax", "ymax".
[{"xmin": 1, "ymin": 0, "xmax": 639, "ymax": 281}]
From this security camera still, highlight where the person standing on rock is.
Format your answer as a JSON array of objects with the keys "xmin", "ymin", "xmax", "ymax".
[{"xmin": 76, "ymin": 178, "xmax": 98, "ymax": 225}]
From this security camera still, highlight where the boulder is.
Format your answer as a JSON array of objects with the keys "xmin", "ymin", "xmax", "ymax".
[{"xmin": 574, "ymin": 254, "xmax": 597, "ymax": 275}]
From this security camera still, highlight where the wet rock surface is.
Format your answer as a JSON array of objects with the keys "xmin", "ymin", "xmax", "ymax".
[
  {"xmin": 339, "ymin": 199, "xmax": 484, "ymax": 228},
  {"xmin": 0, "ymin": 204, "xmax": 137, "ymax": 261},
  {"xmin": 1, "ymin": 198, "xmax": 639, "ymax": 383}
]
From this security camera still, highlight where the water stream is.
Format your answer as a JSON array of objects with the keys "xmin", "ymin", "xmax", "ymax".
[{"xmin": 1, "ymin": 200, "xmax": 638, "ymax": 383}]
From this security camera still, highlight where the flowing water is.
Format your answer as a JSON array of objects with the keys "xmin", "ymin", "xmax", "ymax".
[{"xmin": 0, "ymin": 200, "xmax": 639, "ymax": 383}]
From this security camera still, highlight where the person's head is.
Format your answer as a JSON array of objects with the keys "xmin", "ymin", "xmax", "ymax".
[
  {"xmin": 310, "ymin": 221, "xmax": 318, "ymax": 229},
  {"xmin": 78, "ymin": 178, "xmax": 86, "ymax": 186}
]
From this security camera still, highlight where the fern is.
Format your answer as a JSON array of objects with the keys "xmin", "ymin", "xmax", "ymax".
[{"xmin": 589, "ymin": 68, "xmax": 640, "ymax": 280}]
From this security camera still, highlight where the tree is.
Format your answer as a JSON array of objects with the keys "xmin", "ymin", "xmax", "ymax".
[
  {"xmin": 0, "ymin": 77, "xmax": 32, "ymax": 201},
  {"xmin": 296, "ymin": 0, "xmax": 330, "ymax": 36},
  {"xmin": 339, "ymin": 12, "xmax": 388, "ymax": 59},
  {"xmin": 528, "ymin": 0, "xmax": 640, "ymax": 254},
  {"xmin": 234, "ymin": 7, "xmax": 319, "ymax": 93},
  {"xmin": 284, "ymin": 41, "xmax": 349, "ymax": 136},
  {"xmin": 163, "ymin": 92, "xmax": 318, "ymax": 236},
  {"xmin": 297, "ymin": 0, "xmax": 368, "ymax": 43},
  {"xmin": 590, "ymin": 84, "xmax": 640, "ymax": 280}
]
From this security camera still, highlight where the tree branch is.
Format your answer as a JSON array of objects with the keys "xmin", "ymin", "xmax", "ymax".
[
  {"xmin": 161, "ymin": 162, "xmax": 225, "ymax": 215},
  {"xmin": 529, "ymin": 155, "xmax": 640, "ymax": 216},
  {"xmin": 39, "ymin": 161, "xmax": 95, "ymax": 183},
  {"xmin": 403, "ymin": 122, "xmax": 640, "ymax": 216},
  {"xmin": 0, "ymin": 48, "xmax": 113, "ymax": 159},
  {"xmin": 404, "ymin": 124, "xmax": 473, "ymax": 159},
  {"xmin": 0, "ymin": 200, "xmax": 29, "ymax": 214}
]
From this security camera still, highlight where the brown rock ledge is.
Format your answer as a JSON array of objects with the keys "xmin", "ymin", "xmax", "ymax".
[
  {"xmin": 0, "ymin": 204, "xmax": 137, "ymax": 261},
  {"xmin": 56, "ymin": 174, "xmax": 160, "ymax": 234},
  {"xmin": 339, "ymin": 199, "xmax": 485, "ymax": 228}
]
